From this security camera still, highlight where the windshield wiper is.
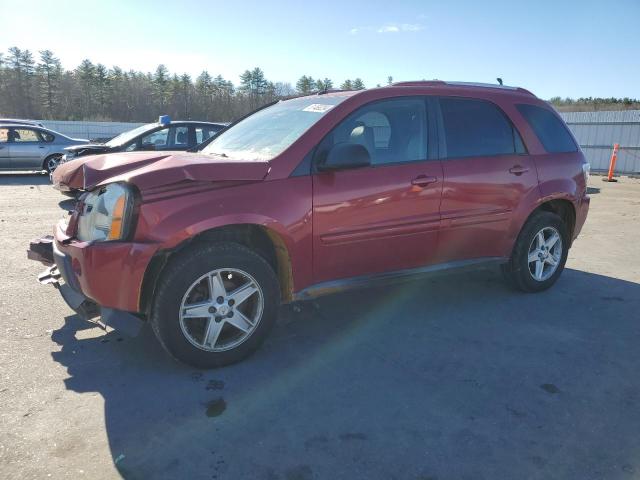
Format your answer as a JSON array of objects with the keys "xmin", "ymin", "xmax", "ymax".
[{"xmin": 208, "ymin": 151, "xmax": 228, "ymax": 158}]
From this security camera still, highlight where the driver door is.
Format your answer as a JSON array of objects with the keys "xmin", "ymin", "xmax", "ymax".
[{"xmin": 312, "ymin": 97, "xmax": 443, "ymax": 284}]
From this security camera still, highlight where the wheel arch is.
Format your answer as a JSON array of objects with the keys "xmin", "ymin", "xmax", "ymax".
[
  {"xmin": 42, "ymin": 152, "xmax": 63, "ymax": 172},
  {"xmin": 139, "ymin": 223, "xmax": 295, "ymax": 315},
  {"xmin": 517, "ymin": 197, "xmax": 577, "ymax": 249}
]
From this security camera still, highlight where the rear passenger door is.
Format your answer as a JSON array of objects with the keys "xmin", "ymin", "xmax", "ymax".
[{"xmin": 434, "ymin": 97, "xmax": 538, "ymax": 263}]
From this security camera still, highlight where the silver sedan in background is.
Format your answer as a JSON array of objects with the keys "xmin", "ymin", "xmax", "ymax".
[{"xmin": 0, "ymin": 124, "xmax": 89, "ymax": 174}]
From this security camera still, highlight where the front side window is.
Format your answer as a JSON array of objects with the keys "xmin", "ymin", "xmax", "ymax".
[
  {"xmin": 516, "ymin": 103, "xmax": 577, "ymax": 153},
  {"xmin": 11, "ymin": 128, "xmax": 40, "ymax": 143},
  {"xmin": 202, "ymin": 95, "xmax": 349, "ymax": 161},
  {"xmin": 106, "ymin": 124, "xmax": 157, "ymax": 148},
  {"xmin": 315, "ymin": 97, "xmax": 427, "ymax": 167},
  {"xmin": 440, "ymin": 97, "xmax": 525, "ymax": 158},
  {"xmin": 141, "ymin": 127, "xmax": 170, "ymax": 148},
  {"xmin": 195, "ymin": 126, "xmax": 221, "ymax": 144}
]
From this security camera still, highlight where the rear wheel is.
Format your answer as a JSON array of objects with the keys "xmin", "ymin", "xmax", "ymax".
[
  {"xmin": 502, "ymin": 211, "xmax": 569, "ymax": 292},
  {"xmin": 150, "ymin": 242, "xmax": 280, "ymax": 368},
  {"xmin": 43, "ymin": 154, "xmax": 62, "ymax": 175}
]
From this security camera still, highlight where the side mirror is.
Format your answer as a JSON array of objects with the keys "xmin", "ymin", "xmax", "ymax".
[{"xmin": 319, "ymin": 142, "xmax": 371, "ymax": 171}]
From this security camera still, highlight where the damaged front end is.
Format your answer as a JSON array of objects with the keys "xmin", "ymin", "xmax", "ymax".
[{"xmin": 28, "ymin": 235, "xmax": 144, "ymax": 337}]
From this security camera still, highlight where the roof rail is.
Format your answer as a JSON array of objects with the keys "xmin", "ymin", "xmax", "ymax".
[
  {"xmin": 390, "ymin": 80, "xmax": 534, "ymax": 96},
  {"xmin": 316, "ymin": 88, "xmax": 354, "ymax": 95},
  {"xmin": 391, "ymin": 80, "xmax": 446, "ymax": 87}
]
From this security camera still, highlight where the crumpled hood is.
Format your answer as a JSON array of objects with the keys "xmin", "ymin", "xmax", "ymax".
[
  {"xmin": 64, "ymin": 143, "xmax": 110, "ymax": 154},
  {"xmin": 52, "ymin": 151, "xmax": 270, "ymax": 192}
]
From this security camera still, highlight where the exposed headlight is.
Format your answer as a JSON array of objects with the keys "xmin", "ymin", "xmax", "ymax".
[{"xmin": 77, "ymin": 183, "xmax": 135, "ymax": 242}]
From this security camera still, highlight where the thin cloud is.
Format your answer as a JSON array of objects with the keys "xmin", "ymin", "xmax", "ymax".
[
  {"xmin": 350, "ymin": 23, "xmax": 424, "ymax": 35},
  {"xmin": 378, "ymin": 23, "xmax": 424, "ymax": 33}
]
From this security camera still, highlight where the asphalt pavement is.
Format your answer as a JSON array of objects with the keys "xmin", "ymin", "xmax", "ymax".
[{"xmin": 1, "ymin": 173, "xmax": 639, "ymax": 480}]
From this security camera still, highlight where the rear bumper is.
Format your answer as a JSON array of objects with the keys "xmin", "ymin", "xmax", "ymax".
[{"xmin": 27, "ymin": 223, "xmax": 160, "ymax": 335}]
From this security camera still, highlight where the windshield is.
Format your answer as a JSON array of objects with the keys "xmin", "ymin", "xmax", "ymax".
[
  {"xmin": 201, "ymin": 95, "xmax": 349, "ymax": 160},
  {"xmin": 105, "ymin": 123, "xmax": 158, "ymax": 147}
]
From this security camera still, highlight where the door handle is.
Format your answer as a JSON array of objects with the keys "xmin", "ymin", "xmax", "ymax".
[
  {"xmin": 39, "ymin": 146, "xmax": 46, "ymax": 149},
  {"xmin": 411, "ymin": 175, "xmax": 438, "ymax": 187},
  {"xmin": 509, "ymin": 165, "xmax": 529, "ymax": 175}
]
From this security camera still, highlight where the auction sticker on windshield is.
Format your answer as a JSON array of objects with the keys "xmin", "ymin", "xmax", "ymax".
[{"xmin": 302, "ymin": 104, "xmax": 335, "ymax": 113}]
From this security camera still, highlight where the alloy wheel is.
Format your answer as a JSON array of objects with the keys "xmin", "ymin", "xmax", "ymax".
[
  {"xmin": 46, "ymin": 155, "xmax": 61, "ymax": 173},
  {"xmin": 527, "ymin": 226, "xmax": 563, "ymax": 282},
  {"xmin": 179, "ymin": 268, "xmax": 264, "ymax": 352}
]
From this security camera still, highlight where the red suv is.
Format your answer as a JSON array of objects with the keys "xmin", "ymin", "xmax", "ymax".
[{"xmin": 29, "ymin": 81, "xmax": 590, "ymax": 368}]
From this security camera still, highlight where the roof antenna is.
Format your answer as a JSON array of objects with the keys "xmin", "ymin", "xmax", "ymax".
[{"xmin": 497, "ymin": 77, "xmax": 503, "ymax": 86}]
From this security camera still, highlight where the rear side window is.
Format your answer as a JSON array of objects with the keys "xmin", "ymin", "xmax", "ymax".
[
  {"xmin": 12, "ymin": 128, "xmax": 40, "ymax": 142},
  {"xmin": 439, "ymin": 97, "xmax": 525, "ymax": 158},
  {"xmin": 516, "ymin": 104, "xmax": 577, "ymax": 153}
]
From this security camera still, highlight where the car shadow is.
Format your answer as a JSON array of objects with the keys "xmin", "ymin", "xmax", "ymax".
[
  {"xmin": 50, "ymin": 267, "xmax": 640, "ymax": 479},
  {"xmin": 587, "ymin": 186, "xmax": 601, "ymax": 194},
  {"xmin": 0, "ymin": 172, "xmax": 50, "ymax": 186}
]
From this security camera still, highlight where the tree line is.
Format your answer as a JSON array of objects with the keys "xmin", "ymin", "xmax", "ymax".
[
  {"xmin": 549, "ymin": 96, "xmax": 640, "ymax": 112},
  {"xmin": 1, "ymin": 47, "xmax": 637, "ymax": 122},
  {"xmin": 0, "ymin": 47, "xmax": 370, "ymax": 123}
]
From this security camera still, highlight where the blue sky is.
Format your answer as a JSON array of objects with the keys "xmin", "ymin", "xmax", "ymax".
[{"xmin": 1, "ymin": 0, "xmax": 638, "ymax": 99}]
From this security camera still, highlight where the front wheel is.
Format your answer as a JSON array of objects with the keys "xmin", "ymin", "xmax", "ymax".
[
  {"xmin": 502, "ymin": 211, "xmax": 569, "ymax": 292},
  {"xmin": 150, "ymin": 242, "xmax": 280, "ymax": 368},
  {"xmin": 43, "ymin": 154, "xmax": 62, "ymax": 175}
]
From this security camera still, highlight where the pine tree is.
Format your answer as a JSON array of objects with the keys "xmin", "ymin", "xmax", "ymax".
[
  {"xmin": 153, "ymin": 64, "xmax": 170, "ymax": 112},
  {"xmin": 352, "ymin": 78, "xmax": 365, "ymax": 90},
  {"xmin": 313, "ymin": 77, "xmax": 333, "ymax": 91},
  {"xmin": 76, "ymin": 59, "xmax": 96, "ymax": 119},
  {"xmin": 340, "ymin": 79, "xmax": 353, "ymax": 90},
  {"xmin": 296, "ymin": 75, "xmax": 315, "ymax": 94},
  {"xmin": 37, "ymin": 50, "xmax": 62, "ymax": 118},
  {"xmin": 94, "ymin": 64, "xmax": 110, "ymax": 117},
  {"xmin": 180, "ymin": 73, "xmax": 192, "ymax": 118}
]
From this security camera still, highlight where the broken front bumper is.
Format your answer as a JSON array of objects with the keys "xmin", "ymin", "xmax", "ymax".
[{"xmin": 28, "ymin": 235, "xmax": 145, "ymax": 336}]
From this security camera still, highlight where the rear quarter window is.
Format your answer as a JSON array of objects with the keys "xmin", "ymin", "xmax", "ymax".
[
  {"xmin": 516, "ymin": 104, "xmax": 577, "ymax": 153},
  {"xmin": 40, "ymin": 131, "xmax": 55, "ymax": 142}
]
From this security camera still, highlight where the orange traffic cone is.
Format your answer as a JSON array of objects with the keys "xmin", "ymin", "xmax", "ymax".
[{"xmin": 603, "ymin": 143, "xmax": 619, "ymax": 182}]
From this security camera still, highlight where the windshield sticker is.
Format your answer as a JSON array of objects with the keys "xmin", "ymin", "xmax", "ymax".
[{"xmin": 302, "ymin": 103, "xmax": 335, "ymax": 113}]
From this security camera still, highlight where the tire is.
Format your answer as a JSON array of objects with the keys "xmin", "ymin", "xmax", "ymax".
[
  {"xmin": 43, "ymin": 154, "xmax": 62, "ymax": 175},
  {"xmin": 502, "ymin": 211, "xmax": 569, "ymax": 293},
  {"xmin": 150, "ymin": 242, "xmax": 280, "ymax": 368}
]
